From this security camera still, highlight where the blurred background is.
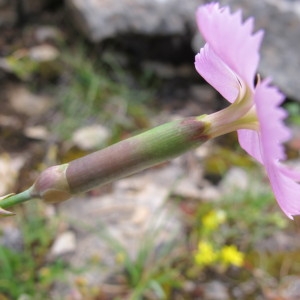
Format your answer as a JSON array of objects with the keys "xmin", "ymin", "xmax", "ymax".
[{"xmin": 1, "ymin": 0, "xmax": 300, "ymax": 299}]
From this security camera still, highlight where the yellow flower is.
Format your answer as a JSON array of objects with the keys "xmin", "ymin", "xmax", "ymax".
[
  {"xmin": 194, "ymin": 241, "xmax": 218, "ymax": 267},
  {"xmin": 115, "ymin": 252, "xmax": 126, "ymax": 264},
  {"xmin": 220, "ymin": 245, "xmax": 244, "ymax": 267},
  {"xmin": 202, "ymin": 209, "xmax": 226, "ymax": 231}
]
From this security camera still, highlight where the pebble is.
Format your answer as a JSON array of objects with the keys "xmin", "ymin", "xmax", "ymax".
[
  {"xmin": 8, "ymin": 84, "xmax": 53, "ymax": 117},
  {"xmin": 0, "ymin": 225, "xmax": 23, "ymax": 252},
  {"xmin": 50, "ymin": 231, "xmax": 77, "ymax": 257},
  {"xmin": 72, "ymin": 125, "xmax": 110, "ymax": 151},
  {"xmin": 203, "ymin": 280, "xmax": 230, "ymax": 300}
]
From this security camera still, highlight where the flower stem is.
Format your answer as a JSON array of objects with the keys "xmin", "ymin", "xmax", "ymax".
[{"xmin": 0, "ymin": 188, "xmax": 33, "ymax": 209}]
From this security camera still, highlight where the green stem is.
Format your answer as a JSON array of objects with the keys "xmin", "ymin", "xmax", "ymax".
[{"xmin": 0, "ymin": 188, "xmax": 33, "ymax": 209}]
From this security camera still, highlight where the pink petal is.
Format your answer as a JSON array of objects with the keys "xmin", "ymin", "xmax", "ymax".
[
  {"xmin": 255, "ymin": 79, "xmax": 291, "ymax": 162},
  {"xmin": 238, "ymin": 79, "xmax": 290, "ymax": 164},
  {"xmin": 280, "ymin": 166, "xmax": 300, "ymax": 182},
  {"xmin": 196, "ymin": 3, "xmax": 263, "ymax": 89},
  {"xmin": 195, "ymin": 44, "xmax": 239, "ymax": 102},
  {"xmin": 266, "ymin": 161, "xmax": 300, "ymax": 219},
  {"xmin": 237, "ymin": 129, "xmax": 263, "ymax": 164},
  {"xmin": 241, "ymin": 80, "xmax": 299, "ymax": 218}
]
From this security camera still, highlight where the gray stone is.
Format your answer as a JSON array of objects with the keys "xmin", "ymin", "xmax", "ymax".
[
  {"xmin": 50, "ymin": 231, "xmax": 77, "ymax": 257},
  {"xmin": 66, "ymin": 0, "xmax": 300, "ymax": 100},
  {"xmin": 72, "ymin": 124, "xmax": 110, "ymax": 151},
  {"xmin": 65, "ymin": 0, "xmax": 201, "ymax": 42},
  {"xmin": 219, "ymin": 167, "xmax": 250, "ymax": 194},
  {"xmin": 0, "ymin": 226, "xmax": 23, "ymax": 252},
  {"xmin": 7, "ymin": 84, "xmax": 53, "ymax": 117},
  {"xmin": 280, "ymin": 276, "xmax": 300, "ymax": 300},
  {"xmin": 203, "ymin": 280, "xmax": 230, "ymax": 300}
]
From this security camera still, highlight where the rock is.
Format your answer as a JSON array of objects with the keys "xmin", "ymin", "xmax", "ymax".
[
  {"xmin": 232, "ymin": 279, "xmax": 259, "ymax": 299},
  {"xmin": 72, "ymin": 125, "xmax": 110, "ymax": 151},
  {"xmin": 66, "ymin": 0, "xmax": 300, "ymax": 100},
  {"xmin": 7, "ymin": 84, "xmax": 53, "ymax": 117},
  {"xmin": 199, "ymin": 183, "xmax": 221, "ymax": 201},
  {"xmin": 0, "ymin": 225, "xmax": 23, "ymax": 252},
  {"xmin": 280, "ymin": 276, "xmax": 300, "ymax": 300},
  {"xmin": 219, "ymin": 167, "xmax": 250, "ymax": 194},
  {"xmin": 29, "ymin": 44, "xmax": 59, "ymax": 62},
  {"xmin": 0, "ymin": 153, "xmax": 25, "ymax": 195},
  {"xmin": 173, "ymin": 177, "xmax": 203, "ymax": 199},
  {"xmin": 24, "ymin": 125, "xmax": 50, "ymax": 140},
  {"xmin": 17, "ymin": 294, "xmax": 32, "ymax": 300},
  {"xmin": 203, "ymin": 280, "xmax": 230, "ymax": 300},
  {"xmin": 50, "ymin": 231, "xmax": 77, "ymax": 257},
  {"xmin": 263, "ymin": 276, "xmax": 300, "ymax": 300},
  {"xmin": 65, "ymin": 0, "xmax": 201, "ymax": 42}
]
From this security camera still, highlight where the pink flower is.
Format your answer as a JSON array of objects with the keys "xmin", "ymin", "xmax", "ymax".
[{"xmin": 195, "ymin": 2, "xmax": 300, "ymax": 219}]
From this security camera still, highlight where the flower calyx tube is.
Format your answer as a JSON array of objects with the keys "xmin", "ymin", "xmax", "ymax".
[{"xmin": 0, "ymin": 116, "xmax": 210, "ymax": 215}]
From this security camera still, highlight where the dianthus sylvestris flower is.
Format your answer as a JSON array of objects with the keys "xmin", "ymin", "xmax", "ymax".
[{"xmin": 195, "ymin": 2, "xmax": 300, "ymax": 218}]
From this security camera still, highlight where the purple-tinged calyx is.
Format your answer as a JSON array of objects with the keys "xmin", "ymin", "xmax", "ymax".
[
  {"xmin": 27, "ymin": 117, "xmax": 209, "ymax": 203},
  {"xmin": 31, "ymin": 164, "xmax": 72, "ymax": 203}
]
